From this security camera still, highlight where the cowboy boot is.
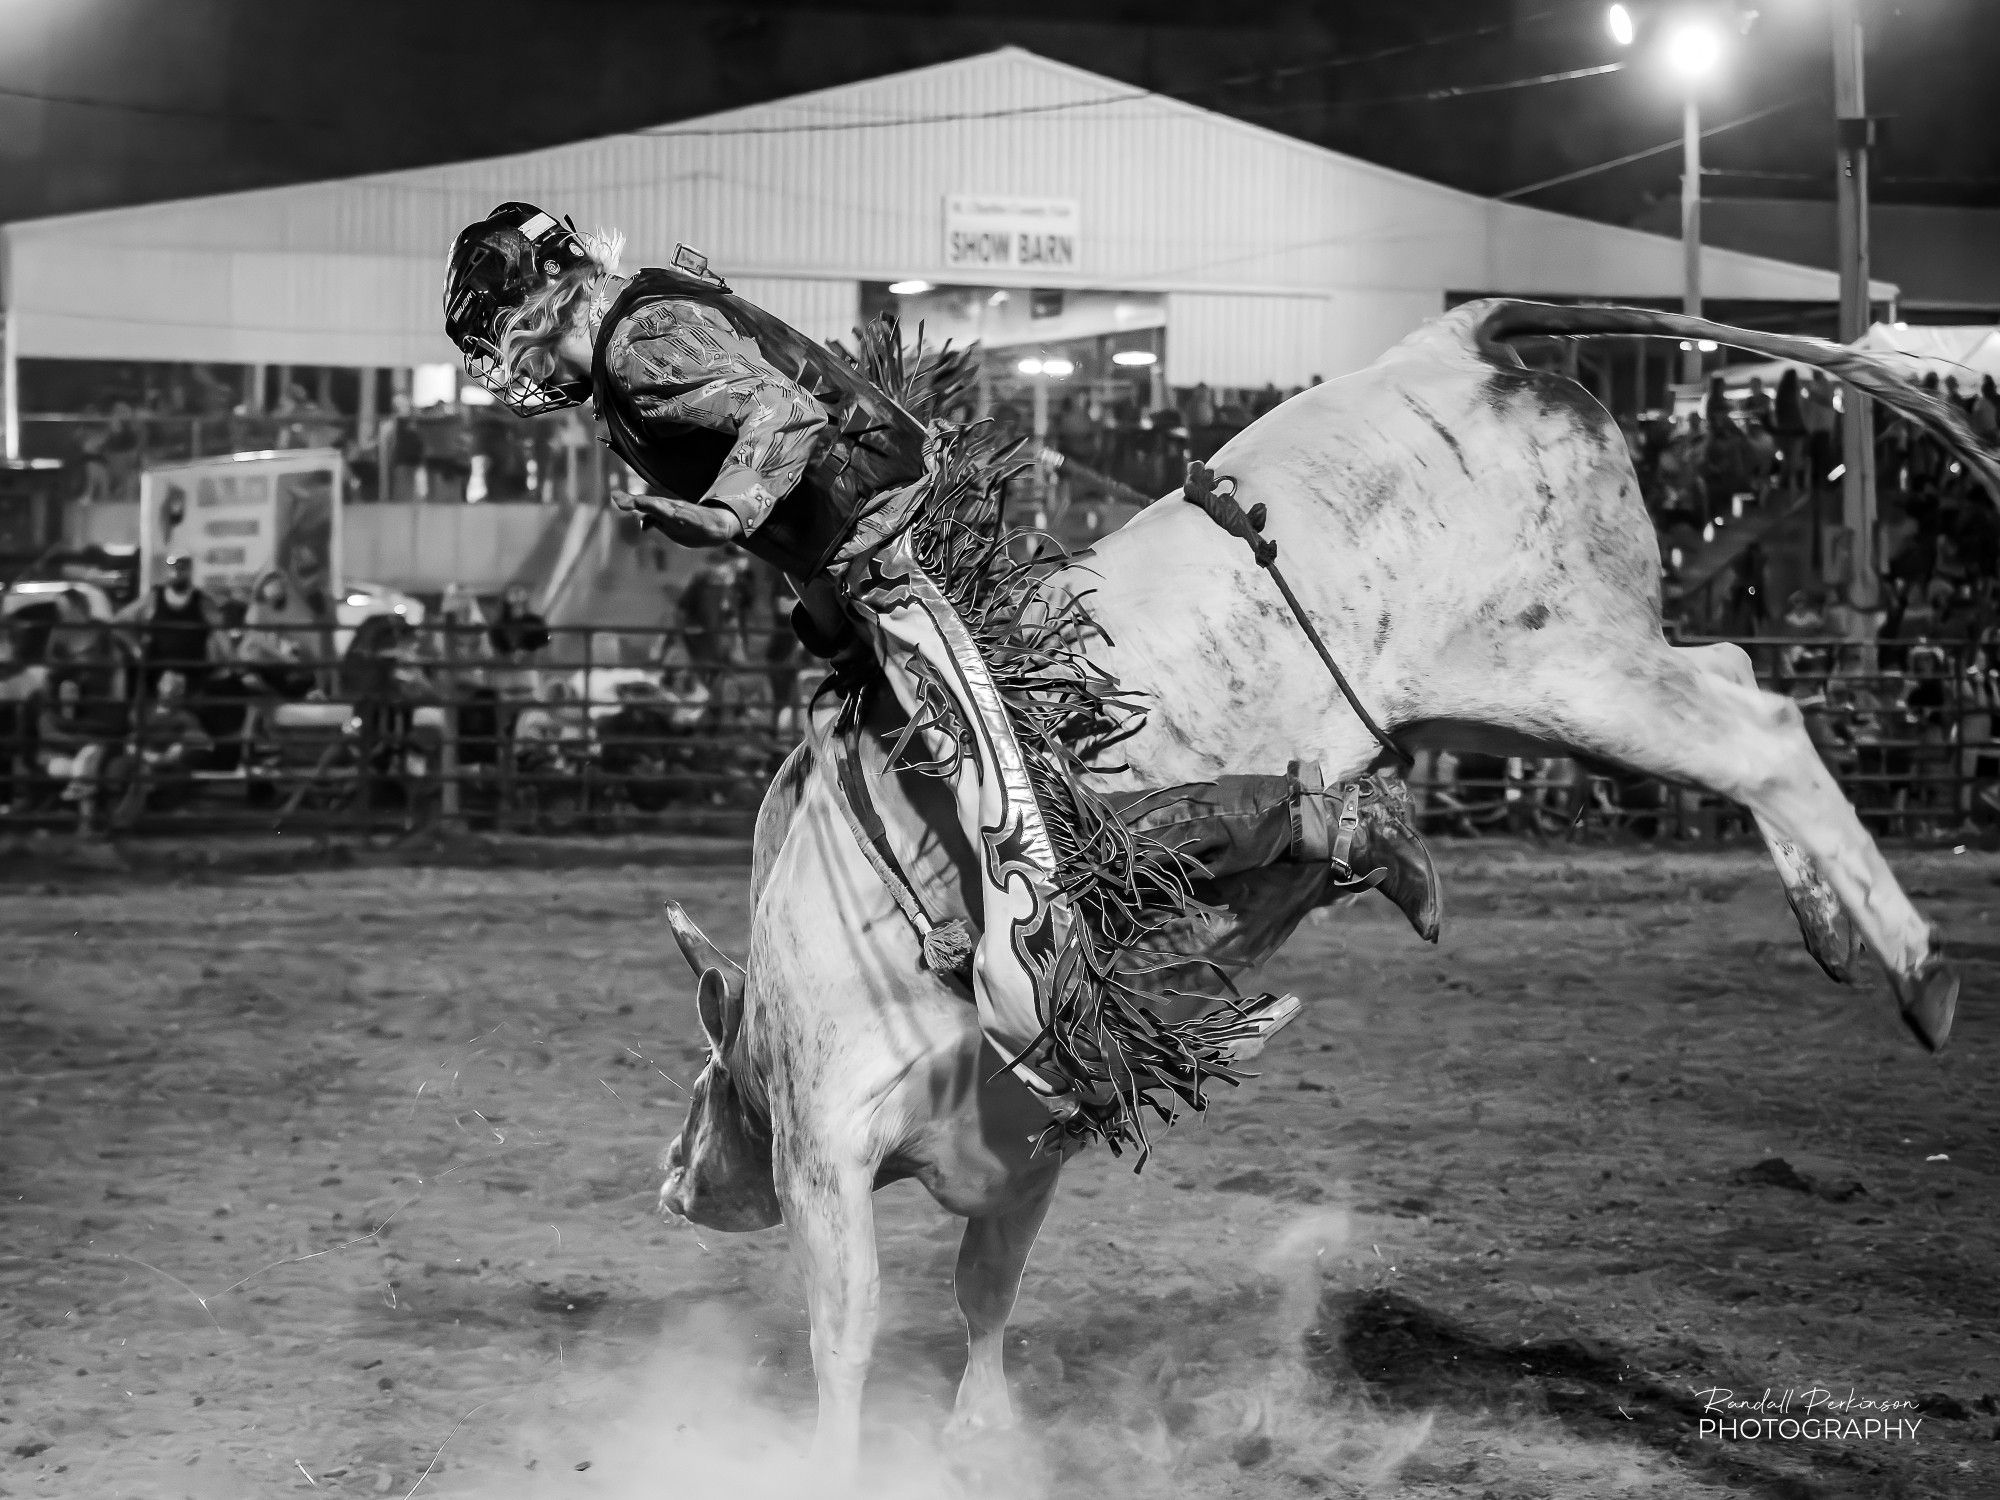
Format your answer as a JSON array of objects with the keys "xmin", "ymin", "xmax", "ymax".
[{"xmin": 1292, "ymin": 763, "xmax": 1443, "ymax": 943}]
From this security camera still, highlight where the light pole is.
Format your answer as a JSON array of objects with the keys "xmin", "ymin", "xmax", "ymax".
[
  {"xmin": 1832, "ymin": 0, "xmax": 1878, "ymax": 617},
  {"xmin": 1662, "ymin": 16, "xmax": 1724, "ymax": 388}
]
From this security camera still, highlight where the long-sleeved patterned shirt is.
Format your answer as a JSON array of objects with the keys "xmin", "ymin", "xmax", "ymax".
[{"xmin": 602, "ymin": 297, "xmax": 830, "ymax": 534}]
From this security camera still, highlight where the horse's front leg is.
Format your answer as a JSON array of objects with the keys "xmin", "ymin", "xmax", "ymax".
[
  {"xmin": 946, "ymin": 1162, "xmax": 1060, "ymax": 1438},
  {"xmin": 775, "ymin": 1123, "xmax": 881, "ymax": 1481}
]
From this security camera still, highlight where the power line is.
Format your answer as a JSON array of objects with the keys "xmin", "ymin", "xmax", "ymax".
[
  {"xmin": 632, "ymin": 10, "xmax": 1582, "ymax": 138},
  {"xmin": 0, "ymin": 83, "xmax": 335, "ymax": 132},
  {"xmin": 1495, "ymin": 95, "xmax": 1813, "ymax": 201},
  {"xmin": 627, "ymin": 90, "xmax": 1158, "ymax": 139},
  {"xmin": 1230, "ymin": 61, "xmax": 1624, "ymax": 121},
  {"xmin": 1184, "ymin": 7, "xmax": 1568, "ymax": 98}
]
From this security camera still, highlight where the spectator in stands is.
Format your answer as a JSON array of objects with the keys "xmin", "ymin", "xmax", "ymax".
[
  {"xmin": 381, "ymin": 395, "xmax": 425, "ymax": 502},
  {"xmin": 235, "ymin": 571, "xmax": 317, "ymax": 699},
  {"xmin": 1703, "ymin": 374, "xmax": 1732, "ymax": 429},
  {"xmin": 678, "ymin": 550, "xmax": 749, "ymax": 706},
  {"xmin": 1720, "ymin": 540, "xmax": 1768, "ymax": 638},
  {"xmin": 1973, "ymin": 376, "xmax": 2000, "ymax": 446},
  {"xmin": 1055, "ymin": 395, "xmax": 1094, "ymax": 461},
  {"xmin": 1701, "ymin": 405, "xmax": 1753, "ymax": 523},
  {"xmin": 762, "ymin": 578, "xmax": 805, "ymax": 733},
  {"xmin": 1773, "ymin": 368, "xmax": 1808, "ymax": 493},
  {"xmin": 488, "ymin": 582, "xmax": 552, "ymax": 661},
  {"xmin": 36, "ymin": 675, "xmax": 112, "ymax": 834},
  {"xmin": 1803, "ymin": 369, "xmax": 1840, "ymax": 488},
  {"xmin": 121, "ymin": 553, "xmax": 221, "ymax": 694},
  {"xmin": 101, "ymin": 403, "xmax": 143, "ymax": 504},
  {"xmin": 416, "ymin": 406, "xmax": 473, "ymax": 503},
  {"xmin": 105, "ymin": 669, "xmax": 214, "ymax": 827},
  {"xmin": 1185, "ymin": 383, "xmax": 1217, "ymax": 429},
  {"xmin": 0, "ymin": 623, "xmax": 48, "ymax": 813},
  {"xmin": 1742, "ymin": 375, "xmax": 1774, "ymax": 432},
  {"xmin": 1907, "ymin": 373, "xmax": 1949, "ymax": 493},
  {"xmin": 1250, "ymin": 383, "xmax": 1284, "ymax": 420},
  {"xmin": 342, "ymin": 614, "xmax": 436, "ymax": 781}
]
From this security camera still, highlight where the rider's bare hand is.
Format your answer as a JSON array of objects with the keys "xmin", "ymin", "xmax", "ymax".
[{"xmin": 610, "ymin": 491, "xmax": 744, "ymax": 547}]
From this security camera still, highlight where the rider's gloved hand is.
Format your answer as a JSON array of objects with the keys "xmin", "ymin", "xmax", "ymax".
[{"xmin": 611, "ymin": 491, "xmax": 744, "ymax": 548}]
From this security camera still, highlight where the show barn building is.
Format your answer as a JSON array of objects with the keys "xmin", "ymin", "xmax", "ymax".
[{"xmin": 1, "ymin": 45, "xmax": 1886, "ymax": 461}]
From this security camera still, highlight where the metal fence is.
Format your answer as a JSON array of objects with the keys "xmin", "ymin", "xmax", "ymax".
[{"xmin": 2, "ymin": 623, "xmax": 1995, "ymax": 841}]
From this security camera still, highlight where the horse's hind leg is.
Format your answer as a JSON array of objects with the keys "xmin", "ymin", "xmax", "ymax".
[
  {"xmin": 1678, "ymin": 642, "xmax": 1865, "ymax": 982},
  {"xmin": 946, "ymin": 1163, "xmax": 1061, "ymax": 1439},
  {"xmin": 1492, "ymin": 641, "xmax": 1955, "ymax": 1048}
]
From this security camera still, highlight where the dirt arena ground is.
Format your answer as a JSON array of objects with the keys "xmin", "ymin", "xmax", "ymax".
[{"xmin": 3, "ymin": 836, "xmax": 1997, "ymax": 1499}]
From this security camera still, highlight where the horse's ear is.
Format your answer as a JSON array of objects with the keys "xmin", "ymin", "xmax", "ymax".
[{"xmin": 695, "ymin": 967, "xmax": 742, "ymax": 1057}]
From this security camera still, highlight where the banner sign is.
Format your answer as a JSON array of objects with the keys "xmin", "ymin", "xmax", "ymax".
[
  {"xmin": 942, "ymin": 195, "xmax": 1080, "ymax": 274},
  {"xmin": 139, "ymin": 449, "xmax": 343, "ymax": 618}
]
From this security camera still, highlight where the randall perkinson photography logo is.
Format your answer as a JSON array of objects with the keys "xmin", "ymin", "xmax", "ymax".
[{"xmin": 1694, "ymin": 1387, "xmax": 1926, "ymax": 1443}]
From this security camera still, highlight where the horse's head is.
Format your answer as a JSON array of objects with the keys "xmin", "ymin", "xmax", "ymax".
[{"xmin": 657, "ymin": 906, "xmax": 783, "ymax": 1232}]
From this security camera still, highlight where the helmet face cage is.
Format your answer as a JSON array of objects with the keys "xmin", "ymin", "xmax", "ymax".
[
  {"xmin": 443, "ymin": 203, "xmax": 595, "ymax": 417},
  {"xmin": 459, "ymin": 344, "xmax": 589, "ymax": 417}
]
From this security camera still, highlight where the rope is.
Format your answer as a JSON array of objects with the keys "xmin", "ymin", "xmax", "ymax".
[{"xmin": 1182, "ymin": 460, "xmax": 1412, "ymax": 770}]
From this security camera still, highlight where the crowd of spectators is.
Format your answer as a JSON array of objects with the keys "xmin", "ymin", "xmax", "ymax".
[
  {"xmin": 14, "ymin": 350, "xmax": 2000, "ymax": 839},
  {"xmin": 1028, "ymin": 380, "xmax": 1319, "ymax": 496},
  {"xmin": 0, "ymin": 552, "xmax": 814, "ymax": 834}
]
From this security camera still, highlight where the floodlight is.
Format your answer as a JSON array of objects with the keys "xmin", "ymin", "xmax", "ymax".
[
  {"xmin": 888, "ymin": 279, "xmax": 932, "ymax": 296},
  {"xmin": 1606, "ymin": 4, "xmax": 1635, "ymax": 46},
  {"xmin": 1112, "ymin": 350, "xmax": 1157, "ymax": 366},
  {"xmin": 1042, "ymin": 358, "xmax": 1075, "ymax": 378},
  {"xmin": 1017, "ymin": 358, "xmax": 1044, "ymax": 375},
  {"xmin": 1664, "ymin": 19, "xmax": 1723, "ymax": 82},
  {"xmin": 1696, "ymin": 339, "xmax": 1718, "ymax": 352}
]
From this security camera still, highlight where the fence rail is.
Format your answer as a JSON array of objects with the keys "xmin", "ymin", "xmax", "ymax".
[{"xmin": 2, "ymin": 623, "xmax": 1994, "ymax": 840}]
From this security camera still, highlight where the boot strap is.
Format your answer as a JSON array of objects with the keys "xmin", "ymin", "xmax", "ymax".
[
  {"xmin": 1287, "ymin": 759, "xmax": 1326, "ymax": 861},
  {"xmin": 1328, "ymin": 782, "xmax": 1363, "ymax": 880}
]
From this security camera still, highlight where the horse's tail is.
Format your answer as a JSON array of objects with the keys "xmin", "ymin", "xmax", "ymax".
[{"xmin": 1466, "ymin": 298, "xmax": 2000, "ymax": 501}]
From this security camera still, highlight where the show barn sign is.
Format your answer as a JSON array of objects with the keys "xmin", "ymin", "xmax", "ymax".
[{"xmin": 942, "ymin": 195, "xmax": 1080, "ymax": 274}]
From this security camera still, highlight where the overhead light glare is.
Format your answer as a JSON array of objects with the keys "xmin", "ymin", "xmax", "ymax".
[
  {"xmin": 1606, "ymin": 4, "xmax": 1635, "ymax": 46},
  {"xmin": 888, "ymin": 279, "xmax": 932, "ymax": 296},
  {"xmin": 1112, "ymin": 350, "xmax": 1158, "ymax": 366},
  {"xmin": 1042, "ymin": 358, "xmax": 1075, "ymax": 378},
  {"xmin": 1017, "ymin": 358, "xmax": 1044, "ymax": 376},
  {"xmin": 1664, "ymin": 20, "xmax": 1723, "ymax": 82},
  {"xmin": 1696, "ymin": 339, "xmax": 1718, "ymax": 353}
]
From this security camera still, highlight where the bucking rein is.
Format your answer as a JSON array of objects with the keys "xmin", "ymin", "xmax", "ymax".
[{"xmin": 824, "ymin": 457, "xmax": 1413, "ymax": 983}]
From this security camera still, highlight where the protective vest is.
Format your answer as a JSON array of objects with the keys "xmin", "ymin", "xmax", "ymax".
[{"xmin": 589, "ymin": 269, "xmax": 927, "ymax": 577}]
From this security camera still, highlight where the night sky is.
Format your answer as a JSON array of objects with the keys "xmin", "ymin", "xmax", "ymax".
[{"xmin": 0, "ymin": 0, "xmax": 1993, "ymax": 231}]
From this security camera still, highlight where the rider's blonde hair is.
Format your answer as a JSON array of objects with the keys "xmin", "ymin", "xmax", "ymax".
[{"xmin": 495, "ymin": 227, "xmax": 625, "ymax": 387}]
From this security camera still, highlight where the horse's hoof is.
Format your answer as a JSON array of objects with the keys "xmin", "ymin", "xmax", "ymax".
[
  {"xmin": 1783, "ymin": 876, "xmax": 1858, "ymax": 984},
  {"xmin": 1896, "ymin": 957, "xmax": 1958, "ymax": 1054}
]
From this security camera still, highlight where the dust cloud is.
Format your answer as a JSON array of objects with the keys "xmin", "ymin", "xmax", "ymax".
[{"xmin": 459, "ymin": 1207, "xmax": 1437, "ymax": 1500}]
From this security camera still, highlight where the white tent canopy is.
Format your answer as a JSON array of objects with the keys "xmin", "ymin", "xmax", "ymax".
[{"xmin": 1, "ymin": 47, "xmax": 1892, "ymax": 388}]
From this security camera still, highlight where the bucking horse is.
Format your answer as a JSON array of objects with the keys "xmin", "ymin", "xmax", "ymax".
[{"xmin": 653, "ymin": 299, "xmax": 2000, "ymax": 1477}]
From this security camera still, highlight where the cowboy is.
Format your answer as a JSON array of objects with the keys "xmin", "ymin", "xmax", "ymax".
[{"xmin": 443, "ymin": 203, "xmax": 1438, "ymax": 1128}]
